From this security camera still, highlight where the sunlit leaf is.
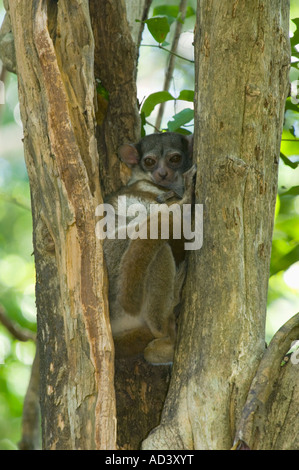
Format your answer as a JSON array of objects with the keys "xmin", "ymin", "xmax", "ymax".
[
  {"xmin": 0, "ymin": 439, "xmax": 18, "ymax": 450},
  {"xmin": 270, "ymin": 245, "xmax": 299, "ymax": 276},
  {"xmin": 285, "ymin": 97, "xmax": 299, "ymax": 114},
  {"xmin": 280, "ymin": 185, "xmax": 299, "ymax": 196},
  {"xmin": 96, "ymin": 80, "xmax": 109, "ymax": 101},
  {"xmin": 141, "ymin": 91, "xmax": 175, "ymax": 117},
  {"xmin": 280, "ymin": 152, "xmax": 299, "ymax": 169},
  {"xmin": 177, "ymin": 89, "xmax": 194, "ymax": 102},
  {"xmin": 290, "ymin": 18, "xmax": 299, "ymax": 48},
  {"xmin": 274, "ymin": 216, "xmax": 299, "ymax": 242},
  {"xmin": 145, "ymin": 17, "xmax": 170, "ymax": 44},
  {"xmin": 153, "ymin": 5, "xmax": 196, "ymax": 21},
  {"xmin": 172, "ymin": 128, "xmax": 192, "ymax": 135},
  {"xmin": 167, "ymin": 108, "xmax": 194, "ymax": 132}
]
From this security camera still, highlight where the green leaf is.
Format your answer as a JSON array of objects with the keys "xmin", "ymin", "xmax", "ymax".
[
  {"xmin": 167, "ymin": 108, "xmax": 194, "ymax": 132},
  {"xmin": 280, "ymin": 152, "xmax": 299, "ymax": 169},
  {"xmin": 291, "ymin": 18, "xmax": 299, "ymax": 48},
  {"xmin": 290, "ymin": 125, "xmax": 296, "ymax": 137},
  {"xmin": 153, "ymin": 5, "xmax": 195, "ymax": 21},
  {"xmin": 141, "ymin": 91, "xmax": 175, "ymax": 117},
  {"xmin": 177, "ymin": 89, "xmax": 194, "ymax": 102},
  {"xmin": 145, "ymin": 17, "xmax": 170, "ymax": 44},
  {"xmin": 184, "ymin": 6, "xmax": 196, "ymax": 18},
  {"xmin": 0, "ymin": 439, "xmax": 18, "ymax": 450},
  {"xmin": 270, "ymin": 245, "xmax": 299, "ymax": 277},
  {"xmin": 280, "ymin": 185, "xmax": 299, "ymax": 196},
  {"xmin": 285, "ymin": 97, "xmax": 299, "ymax": 113},
  {"xmin": 96, "ymin": 79, "xmax": 109, "ymax": 100},
  {"xmin": 153, "ymin": 5, "xmax": 180, "ymax": 19},
  {"xmin": 171, "ymin": 128, "xmax": 192, "ymax": 135}
]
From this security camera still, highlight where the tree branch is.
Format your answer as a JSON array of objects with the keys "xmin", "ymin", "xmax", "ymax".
[
  {"xmin": 155, "ymin": 0, "xmax": 189, "ymax": 130},
  {"xmin": 0, "ymin": 305, "xmax": 36, "ymax": 342},
  {"xmin": 0, "ymin": 304, "xmax": 39, "ymax": 449},
  {"xmin": 233, "ymin": 312, "xmax": 299, "ymax": 450},
  {"xmin": 18, "ymin": 345, "xmax": 40, "ymax": 450}
]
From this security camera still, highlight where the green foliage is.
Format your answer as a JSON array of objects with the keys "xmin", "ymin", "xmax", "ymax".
[
  {"xmin": 167, "ymin": 107, "xmax": 193, "ymax": 133},
  {"xmin": 291, "ymin": 17, "xmax": 299, "ymax": 58},
  {"xmin": 96, "ymin": 79, "xmax": 109, "ymax": 101},
  {"xmin": 280, "ymin": 151, "xmax": 299, "ymax": 169},
  {"xmin": 271, "ymin": 17, "xmax": 299, "ymax": 300},
  {"xmin": 153, "ymin": 4, "xmax": 195, "ymax": 22},
  {"xmin": 281, "ymin": 186, "xmax": 299, "ymax": 196},
  {"xmin": 140, "ymin": 89, "xmax": 194, "ymax": 134},
  {"xmin": 139, "ymin": 3, "xmax": 299, "ymax": 347},
  {"xmin": 139, "ymin": 1, "xmax": 195, "ymax": 134},
  {"xmin": 144, "ymin": 16, "xmax": 170, "ymax": 44},
  {"xmin": 0, "ymin": 69, "xmax": 36, "ymax": 448},
  {"xmin": 140, "ymin": 4, "xmax": 196, "ymax": 45},
  {"xmin": 270, "ymin": 190, "xmax": 299, "ymax": 278},
  {"xmin": 267, "ymin": 54, "xmax": 299, "ymax": 336},
  {"xmin": 141, "ymin": 90, "xmax": 175, "ymax": 117}
]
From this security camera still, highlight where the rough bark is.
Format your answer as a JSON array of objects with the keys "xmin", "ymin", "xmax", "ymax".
[
  {"xmin": 143, "ymin": 0, "xmax": 290, "ymax": 450},
  {"xmin": 90, "ymin": 0, "xmax": 172, "ymax": 449},
  {"xmin": 3, "ymin": 0, "xmax": 165, "ymax": 450},
  {"xmin": 8, "ymin": 0, "xmax": 115, "ymax": 449},
  {"xmin": 89, "ymin": 0, "xmax": 151, "ymax": 197},
  {"xmin": 115, "ymin": 353, "xmax": 171, "ymax": 450}
]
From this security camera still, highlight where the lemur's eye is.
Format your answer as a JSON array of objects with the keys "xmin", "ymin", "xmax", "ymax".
[
  {"xmin": 144, "ymin": 157, "xmax": 157, "ymax": 168},
  {"xmin": 169, "ymin": 154, "xmax": 182, "ymax": 164}
]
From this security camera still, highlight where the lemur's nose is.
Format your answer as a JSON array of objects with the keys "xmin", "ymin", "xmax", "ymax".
[{"xmin": 158, "ymin": 167, "xmax": 168, "ymax": 179}]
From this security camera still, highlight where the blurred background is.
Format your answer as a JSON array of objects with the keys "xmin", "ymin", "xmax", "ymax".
[{"xmin": 0, "ymin": 0, "xmax": 298, "ymax": 449}]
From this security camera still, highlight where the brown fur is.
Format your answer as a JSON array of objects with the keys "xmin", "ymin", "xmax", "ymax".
[{"xmin": 103, "ymin": 133, "xmax": 195, "ymax": 364}]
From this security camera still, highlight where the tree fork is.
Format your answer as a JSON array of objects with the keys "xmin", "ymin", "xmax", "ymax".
[
  {"xmin": 234, "ymin": 312, "xmax": 299, "ymax": 450},
  {"xmin": 8, "ymin": 0, "xmax": 167, "ymax": 450},
  {"xmin": 90, "ymin": 0, "xmax": 175, "ymax": 449}
]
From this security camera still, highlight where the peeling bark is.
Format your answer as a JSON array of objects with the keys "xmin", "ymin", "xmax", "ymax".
[
  {"xmin": 4, "ymin": 0, "xmax": 158, "ymax": 450},
  {"xmin": 90, "ymin": 0, "xmax": 172, "ymax": 449},
  {"xmin": 90, "ymin": 0, "xmax": 146, "ymax": 197},
  {"xmin": 8, "ymin": 0, "xmax": 115, "ymax": 449}
]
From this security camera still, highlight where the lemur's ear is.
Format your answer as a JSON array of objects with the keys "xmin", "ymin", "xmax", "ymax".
[{"xmin": 118, "ymin": 144, "xmax": 139, "ymax": 167}]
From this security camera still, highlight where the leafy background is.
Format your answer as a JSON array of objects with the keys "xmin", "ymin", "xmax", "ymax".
[{"xmin": 0, "ymin": 0, "xmax": 298, "ymax": 449}]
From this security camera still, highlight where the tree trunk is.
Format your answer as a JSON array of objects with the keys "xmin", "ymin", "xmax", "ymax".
[
  {"xmin": 143, "ymin": 0, "xmax": 291, "ymax": 450},
  {"xmin": 89, "ymin": 0, "xmax": 172, "ymax": 450},
  {"xmin": 4, "ymin": 0, "xmax": 161, "ymax": 450},
  {"xmin": 7, "ymin": 0, "xmax": 119, "ymax": 450}
]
